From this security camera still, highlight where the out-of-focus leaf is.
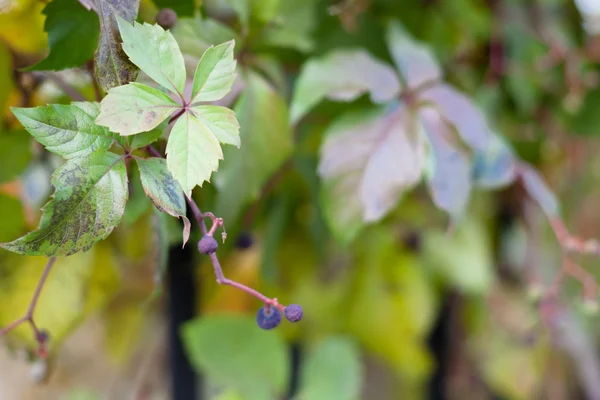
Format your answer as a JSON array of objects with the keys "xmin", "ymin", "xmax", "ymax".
[
  {"xmin": 0, "ymin": 131, "xmax": 31, "ymax": 184},
  {"xmin": 117, "ymin": 17, "xmax": 186, "ymax": 97},
  {"xmin": 519, "ymin": 165, "xmax": 560, "ymax": 216},
  {"xmin": 214, "ymin": 70, "xmax": 292, "ymax": 224},
  {"xmin": 318, "ymin": 104, "xmax": 426, "ymax": 244},
  {"xmin": 1, "ymin": 152, "xmax": 128, "ymax": 256},
  {"xmin": 290, "ymin": 50, "xmax": 402, "ymax": 124},
  {"xmin": 569, "ymin": 87, "xmax": 600, "ymax": 136},
  {"xmin": 166, "ymin": 109, "xmax": 234, "ymax": 197},
  {"xmin": 12, "ymin": 102, "xmax": 115, "ymax": 159},
  {"xmin": 419, "ymin": 83, "xmax": 492, "ymax": 151},
  {"xmin": 25, "ymin": 0, "xmax": 100, "ymax": 71},
  {"xmin": 423, "ymin": 217, "xmax": 495, "ymax": 294},
  {"xmin": 172, "ymin": 16, "xmax": 240, "ymax": 60},
  {"xmin": 0, "ymin": 244, "xmax": 120, "ymax": 351},
  {"xmin": 223, "ymin": 0, "xmax": 250, "ymax": 27},
  {"xmin": 136, "ymin": 157, "xmax": 190, "ymax": 245},
  {"xmin": 0, "ymin": 1, "xmax": 47, "ymax": 53},
  {"xmin": 20, "ymin": 162, "xmax": 53, "ymax": 212},
  {"xmin": 151, "ymin": 0, "xmax": 195, "ymax": 16},
  {"xmin": 122, "ymin": 162, "xmax": 151, "ymax": 227},
  {"xmin": 96, "ymin": 82, "xmax": 179, "ymax": 135},
  {"xmin": 182, "ymin": 314, "xmax": 289, "ymax": 400},
  {"xmin": 419, "ymin": 107, "xmax": 471, "ymax": 218},
  {"xmin": 0, "ymin": 194, "xmax": 25, "ymax": 242},
  {"xmin": 191, "ymin": 40, "xmax": 237, "ymax": 103},
  {"xmin": 259, "ymin": 0, "xmax": 318, "ymax": 53},
  {"xmin": 62, "ymin": 389, "xmax": 101, "ymax": 400},
  {"xmin": 250, "ymin": 0, "xmax": 280, "ymax": 23},
  {"xmin": 296, "ymin": 337, "xmax": 362, "ymax": 400},
  {"xmin": 472, "ymin": 134, "xmax": 517, "ymax": 188},
  {"xmin": 94, "ymin": 0, "xmax": 140, "ymax": 91},
  {"xmin": 385, "ymin": 20, "xmax": 441, "ymax": 89}
]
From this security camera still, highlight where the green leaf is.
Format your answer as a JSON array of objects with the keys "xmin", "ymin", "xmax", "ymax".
[
  {"xmin": 419, "ymin": 107, "xmax": 471, "ymax": 218},
  {"xmin": 129, "ymin": 123, "xmax": 165, "ymax": 150},
  {"xmin": 0, "ymin": 194, "xmax": 25, "ymax": 242},
  {"xmin": 94, "ymin": 0, "xmax": 140, "ymax": 91},
  {"xmin": 25, "ymin": 0, "xmax": 100, "ymax": 71},
  {"xmin": 151, "ymin": 0, "xmax": 195, "ymax": 16},
  {"xmin": 423, "ymin": 217, "xmax": 495, "ymax": 294},
  {"xmin": 96, "ymin": 82, "xmax": 179, "ymax": 135},
  {"xmin": 214, "ymin": 71, "xmax": 291, "ymax": 224},
  {"xmin": 318, "ymin": 104, "xmax": 426, "ymax": 244},
  {"xmin": 250, "ymin": 0, "xmax": 280, "ymax": 23},
  {"xmin": 172, "ymin": 16, "xmax": 240, "ymax": 60},
  {"xmin": 11, "ymin": 102, "xmax": 115, "ymax": 159},
  {"xmin": 191, "ymin": 40, "xmax": 237, "ymax": 103},
  {"xmin": 1, "ymin": 152, "xmax": 128, "ymax": 256},
  {"xmin": 166, "ymin": 107, "xmax": 239, "ymax": 197},
  {"xmin": 258, "ymin": 0, "xmax": 318, "ymax": 53},
  {"xmin": 117, "ymin": 17, "xmax": 186, "ymax": 97},
  {"xmin": 569, "ymin": 87, "xmax": 600, "ymax": 135},
  {"xmin": 0, "ymin": 43, "xmax": 14, "ymax": 122},
  {"xmin": 182, "ymin": 314, "xmax": 289, "ymax": 400},
  {"xmin": 290, "ymin": 50, "xmax": 401, "ymax": 124},
  {"xmin": 419, "ymin": 83, "xmax": 492, "ymax": 151},
  {"xmin": 136, "ymin": 157, "xmax": 191, "ymax": 246},
  {"xmin": 385, "ymin": 20, "xmax": 441, "ymax": 89},
  {"xmin": 0, "ymin": 131, "xmax": 32, "ymax": 184},
  {"xmin": 296, "ymin": 337, "xmax": 362, "ymax": 400}
]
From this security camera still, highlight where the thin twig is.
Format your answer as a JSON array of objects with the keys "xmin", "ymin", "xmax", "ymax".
[{"xmin": 0, "ymin": 257, "xmax": 56, "ymax": 357}]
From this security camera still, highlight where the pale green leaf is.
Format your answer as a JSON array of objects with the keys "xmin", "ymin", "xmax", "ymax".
[
  {"xmin": 94, "ymin": 0, "xmax": 140, "ymax": 91},
  {"xmin": 172, "ymin": 16, "xmax": 240, "ymax": 60},
  {"xmin": 165, "ymin": 111, "xmax": 223, "ymax": 197},
  {"xmin": 191, "ymin": 40, "xmax": 237, "ymax": 103},
  {"xmin": 11, "ymin": 102, "xmax": 115, "ymax": 159},
  {"xmin": 385, "ymin": 20, "xmax": 441, "ymax": 89},
  {"xmin": 1, "ymin": 152, "xmax": 128, "ymax": 256},
  {"xmin": 214, "ymin": 71, "xmax": 291, "ymax": 224},
  {"xmin": 191, "ymin": 105, "xmax": 240, "ymax": 146},
  {"xmin": 136, "ymin": 157, "xmax": 191, "ymax": 246},
  {"xmin": 182, "ymin": 314, "xmax": 289, "ymax": 400},
  {"xmin": 117, "ymin": 17, "xmax": 186, "ymax": 97},
  {"xmin": 296, "ymin": 338, "xmax": 362, "ymax": 400},
  {"xmin": 129, "ymin": 123, "xmax": 165, "ymax": 150},
  {"xmin": 96, "ymin": 82, "xmax": 179, "ymax": 135},
  {"xmin": 290, "ymin": 50, "xmax": 401, "ymax": 124},
  {"xmin": 318, "ymin": 104, "xmax": 426, "ymax": 244}
]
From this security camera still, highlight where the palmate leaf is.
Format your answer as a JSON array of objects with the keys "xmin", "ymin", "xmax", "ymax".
[
  {"xmin": 136, "ymin": 158, "xmax": 191, "ymax": 245},
  {"xmin": 11, "ymin": 102, "xmax": 116, "ymax": 159},
  {"xmin": 165, "ymin": 107, "xmax": 239, "ymax": 197},
  {"xmin": 191, "ymin": 40, "xmax": 237, "ymax": 103},
  {"xmin": 1, "ymin": 152, "xmax": 128, "ymax": 256},
  {"xmin": 94, "ymin": 0, "xmax": 140, "ymax": 91},
  {"xmin": 95, "ymin": 82, "xmax": 179, "ymax": 135},
  {"xmin": 116, "ymin": 16, "xmax": 186, "ymax": 97},
  {"xmin": 318, "ymin": 104, "xmax": 426, "ymax": 244}
]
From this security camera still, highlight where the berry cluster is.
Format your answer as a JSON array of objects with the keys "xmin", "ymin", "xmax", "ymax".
[{"xmin": 256, "ymin": 304, "xmax": 304, "ymax": 330}]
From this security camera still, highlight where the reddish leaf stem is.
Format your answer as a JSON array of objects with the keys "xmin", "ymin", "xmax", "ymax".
[
  {"xmin": 148, "ymin": 145, "xmax": 286, "ymax": 312},
  {"xmin": 0, "ymin": 257, "xmax": 56, "ymax": 357}
]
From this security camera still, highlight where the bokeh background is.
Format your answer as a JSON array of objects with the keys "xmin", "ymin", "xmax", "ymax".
[{"xmin": 1, "ymin": 0, "xmax": 600, "ymax": 399}]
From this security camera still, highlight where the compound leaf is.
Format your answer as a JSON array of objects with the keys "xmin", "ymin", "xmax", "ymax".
[
  {"xmin": 117, "ymin": 17, "xmax": 186, "ymax": 97},
  {"xmin": 11, "ymin": 102, "xmax": 115, "ymax": 159},
  {"xmin": 96, "ymin": 82, "xmax": 179, "ymax": 135},
  {"xmin": 1, "ymin": 152, "xmax": 128, "ymax": 256},
  {"xmin": 94, "ymin": 0, "xmax": 140, "ymax": 91},
  {"xmin": 191, "ymin": 40, "xmax": 237, "ymax": 103},
  {"xmin": 136, "ymin": 157, "xmax": 191, "ymax": 246},
  {"xmin": 26, "ymin": 0, "xmax": 100, "ymax": 71},
  {"xmin": 290, "ymin": 50, "xmax": 401, "ymax": 124}
]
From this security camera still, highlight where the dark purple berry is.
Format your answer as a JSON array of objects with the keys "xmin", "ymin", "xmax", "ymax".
[
  {"xmin": 256, "ymin": 306, "xmax": 282, "ymax": 330},
  {"xmin": 235, "ymin": 231, "xmax": 254, "ymax": 249},
  {"xmin": 36, "ymin": 330, "xmax": 49, "ymax": 343},
  {"xmin": 156, "ymin": 8, "xmax": 177, "ymax": 29},
  {"xmin": 284, "ymin": 304, "xmax": 303, "ymax": 322},
  {"xmin": 198, "ymin": 235, "xmax": 218, "ymax": 254}
]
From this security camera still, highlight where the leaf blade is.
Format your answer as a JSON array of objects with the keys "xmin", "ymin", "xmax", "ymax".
[
  {"xmin": 191, "ymin": 40, "xmax": 237, "ymax": 103},
  {"xmin": 96, "ymin": 82, "xmax": 179, "ymax": 136},
  {"xmin": 1, "ymin": 152, "xmax": 128, "ymax": 256},
  {"xmin": 117, "ymin": 17, "xmax": 186, "ymax": 97},
  {"xmin": 136, "ymin": 157, "xmax": 191, "ymax": 246},
  {"xmin": 11, "ymin": 102, "xmax": 115, "ymax": 159}
]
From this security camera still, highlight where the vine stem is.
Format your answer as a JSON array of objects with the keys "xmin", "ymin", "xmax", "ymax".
[
  {"xmin": 147, "ymin": 145, "xmax": 286, "ymax": 312},
  {"xmin": 0, "ymin": 257, "xmax": 56, "ymax": 357}
]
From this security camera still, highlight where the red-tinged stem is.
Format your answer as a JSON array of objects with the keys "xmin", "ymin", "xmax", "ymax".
[
  {"xmin": 0, "ymin": 257, "xmax": 56, "ymax": 356},
  {"xmin": 147, "ymin": 145, "xmax": 286, "ymax": 311}
]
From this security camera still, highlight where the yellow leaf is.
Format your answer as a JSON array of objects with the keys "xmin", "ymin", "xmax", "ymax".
[{"xmin": 0, "ymin": 1, "xmax": 47, "ymax": 54}]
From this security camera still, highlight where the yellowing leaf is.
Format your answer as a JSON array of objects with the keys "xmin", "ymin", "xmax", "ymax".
[{"xmin": 0, "ymin": 1, "xmax": 47, "ymax": 54}]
